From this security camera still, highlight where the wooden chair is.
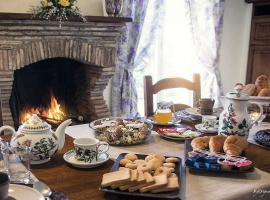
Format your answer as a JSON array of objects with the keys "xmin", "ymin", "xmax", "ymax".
[{"xmin": 144, "ymin": 74, "xmax": 201, "ymax": 117}]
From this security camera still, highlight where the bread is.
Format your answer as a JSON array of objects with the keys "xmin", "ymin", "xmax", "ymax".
[
  {"xmin": 242, "ymin": 84, "xmax": 256, "ymax": 96},
  {"xmin": 191, "ymin": 136, "xmax": 210, "ymax": 149},
  {"xmin": 154, "ymin": 166, "xmax": 174, "ymax": 176},
  {"xmin": 258, "ymin": 88, "xmax": 270, "ymax": 96},
  {"xmin": 124, "ymin": 153, "xmax": 138, "ymax": 161},
  {"xmin": 255, "ymin": 74, "xmax": 269, "ymax": 90},
  {"xmin": 101, "ymin": 168, "xmax": 130, "ymax": 187},
  {"xmin": 151, "ymin": 175, "xmax": 179, "ymax": 193},
  {"xmin": 209, "ymin": 135, "xmax": 226, "ymax": 153},
  {"xmin": 223, "ymin": 135, "xmax": 248, "ymax": 156},
  {"xmin": 139, "ymin": 174, "xmax": 168, "ymax": 193}
]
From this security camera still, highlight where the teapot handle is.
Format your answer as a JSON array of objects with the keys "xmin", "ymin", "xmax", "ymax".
[
  {"xmin": 248, "ymin": 102, "xmax": 263, "ymax": 127},
  {"xmin": 0, "ymin": 125, "xmax": 16, "ymax": 136}
]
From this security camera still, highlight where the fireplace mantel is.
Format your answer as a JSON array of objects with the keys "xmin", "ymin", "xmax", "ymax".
[
  {"xmin": 0, "ymin": 13, "xmax": 132, "ymax": 23},
  {"xmin": 0, "ymin": 13, "xmax": 131, "ymax": 126}
]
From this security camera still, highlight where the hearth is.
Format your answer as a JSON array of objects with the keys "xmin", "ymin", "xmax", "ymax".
[{"xmin": 10, "ymin": 58, "xmax": 91, "ymax": 128}]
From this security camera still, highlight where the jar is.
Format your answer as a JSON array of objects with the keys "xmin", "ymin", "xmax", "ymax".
[{"xmin": 154, "ymin": 102, "xmax": 173, "ymax": 124}]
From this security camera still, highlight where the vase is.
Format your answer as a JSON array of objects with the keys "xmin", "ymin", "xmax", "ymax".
[
  {"xmin": 114, "ymin": 0, "xmax": 123, "ymax": 17},
  {"xmin": 105, "ymin": 0, "xmax": 115, "ymax": 17}
]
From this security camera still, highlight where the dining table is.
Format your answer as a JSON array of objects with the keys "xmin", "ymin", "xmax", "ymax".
[{"xmin": 22, "ymin": 120, "xmax": 270, "ymax": 200}]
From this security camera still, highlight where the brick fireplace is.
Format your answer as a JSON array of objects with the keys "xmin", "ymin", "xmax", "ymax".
[{"xmin": 0, "ymin": 13, "xmax": 131, "ymax": 126}]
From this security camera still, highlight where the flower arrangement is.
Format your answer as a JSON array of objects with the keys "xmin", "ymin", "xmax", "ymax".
[{"xmin": 31, "ymin": 0, "xmax": 86, "ymax": 25}]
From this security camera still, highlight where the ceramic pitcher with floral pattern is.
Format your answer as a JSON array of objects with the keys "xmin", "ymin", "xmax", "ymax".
[{"xmin": 219, "ymin": 90, "xmax": 263, "ymax": 138}]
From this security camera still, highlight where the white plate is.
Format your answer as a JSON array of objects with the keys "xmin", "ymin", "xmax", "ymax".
[
  {"xmin": 158, "ymin": 131, "xmax": 201, "ymax": 141},
  {"xmin": 195, "ymin": 124, "xmax": 218, "ymax": 134},
  {"xmin": 63, "ymin": 150, "xmax": 110, "ymax": 169},
  {"xmin": 185, "ymin": 108, "xmax": 202, "ymax": 116},
  {"xmin": 8, "ymin": 184, "xmax": 44, "ymax": 200}
]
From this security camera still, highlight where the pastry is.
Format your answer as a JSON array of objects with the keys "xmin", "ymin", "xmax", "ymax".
[
  {"xmin": 209, "ymin": 135, "xmax": 226, "ymax": 153},
  {"xmin": 165, "ymin": 157, "xmax": 179, "ymax": 163},
  {"xmin": 124, "ymin": 153, "xmax": 138, "ymax": 161},
  {"xmin": 120, "ymin": 159, "xmax": 132, "ymax": 166},
  {"xmin": 128, "ymin": 172, "xmax": 154, "ymax": 192},
  {"xmin": 191, "ymin": 136, "xmax": 210, "ymax": 149},
  {"xmin": 151, "ymin": 175, "xmax": 179, "ymax": 193},
  {"xmin": 254, "ymin": 129, "xmax": 270, "ymax": 147},
  {"xmin": 154, "ymin": 166, "xmax": 174, "ymax": 176},
  {"xmin": 140, "ymin": 174, "xmax": 168, "ymax": 193},
  {"xmin": 255, "ymin": 74, "xmax": 269, "ymax": 90},
  {"xmin": 258, "ymin": 88, "xmax": 270, "ymax": 96},
  {"xmin": 101, "ymin": 168, "xmax": 131, "ymax": 187},
  {"xmin": 242, "ymin": 84, "xmax": 257, "ymax": 96},
  {"xmin": 223, "ymin": 135, "xmax": 248, "ymax": 156}
]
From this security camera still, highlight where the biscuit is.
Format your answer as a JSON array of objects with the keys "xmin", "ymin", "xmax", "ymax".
[
  {"xmin": 125, "ymin": 163, "xmax": 138, "ymax": 169},
  {"xmin": 163, "ymin": 163, "xmax": 175, "ymax": 168},
  {"xmin": 124, "ymin": 153, "xmax": 138, "ymax": 161},
  {"xmin": 165, "ymin": 157, "xmax": 179, "ymax": 163},
  {"xmin": 120, "ymin": 159, "xmax": 132, "ymax": 166}
]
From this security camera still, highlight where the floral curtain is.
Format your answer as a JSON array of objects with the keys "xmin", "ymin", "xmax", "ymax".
[
  {"xmin": 111, "ymin": 0, "xmax": 149, "ymax": 117},
  {"xmin": 185, "ymin": 0, "xmax": 225, "ymax": 107}
]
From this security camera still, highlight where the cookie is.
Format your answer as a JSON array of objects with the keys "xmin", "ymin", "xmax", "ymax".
[
  {"xmin": 254, "ymin": 130, "xmax": 270, "ymax": 147},
  {"xmin": 120, "ymin": 159, "xmax": 132, "ymax": 166},
  {"xmin": 242, "ymin": 84, "xmax": 256, "ymax": 96},
  {"xmin": 124, "ymin": 153, "xmax": 138, "ymax": 162},
  {"xmin": 258, "ymin": 88, "xmax": 270, "ymax": 97},
  {"xmin": 255, "ymin": 74, "xmax": 269, "ymax": 90},
  {"xmin": 165, "ymin": 157, "xmax": 179, "ymax": 163}
]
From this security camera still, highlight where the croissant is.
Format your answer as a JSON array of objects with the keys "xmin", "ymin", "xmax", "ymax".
[
  {"xmin": 223, "ymin": 135, "xmax": 248, "ymax": 156},
  {"xmin": 209, "ymin": 135, "xmax": 226, "ymax": 153},
  {"xmin": 191, "ymin": 136, "xmax": 210, "ymax": 150}
]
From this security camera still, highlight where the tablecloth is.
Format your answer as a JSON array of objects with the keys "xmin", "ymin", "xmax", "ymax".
[{"xmin": 66, "ymin": 124, "xmax": 270, "ymax": 200}]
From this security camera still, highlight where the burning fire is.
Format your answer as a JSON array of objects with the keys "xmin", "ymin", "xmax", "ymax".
[{"xmin": 20, "ymin": 95, "xmax": 66, "ymax": 124}]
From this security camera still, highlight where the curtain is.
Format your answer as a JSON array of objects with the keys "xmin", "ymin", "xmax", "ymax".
[
  {"xmin": 111, "ymin": 0, "xmax": 148, "ymax": 117},
  {"xmin": 185, "ymin": 0, "xmax": 225, "ymax": 107}
]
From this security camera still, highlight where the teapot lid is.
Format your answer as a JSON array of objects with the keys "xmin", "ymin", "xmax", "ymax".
[
  {"xmin": 20, "ymin": 114, "xmax": 51, "ymax": 132},
  {"xmin": 225, "ymin": 84, "xmax": 249, "ymax": 100}
]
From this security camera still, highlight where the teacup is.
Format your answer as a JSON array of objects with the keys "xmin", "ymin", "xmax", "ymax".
[
  {"xmin": 0, "ymin": 172, "xmax": 9, "ymax": 200},
  {"xmin": 73, "ymin": 138, "xmax": 109, "ymax": 163},
  {"xmin": 202, "ymin": 115, "xmax": 217, "ymax": 129}
]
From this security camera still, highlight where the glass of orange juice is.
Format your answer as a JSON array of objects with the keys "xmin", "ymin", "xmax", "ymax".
[{"xmin": 154, "ymin": 102, "xmax": 173, "ymax": 124}]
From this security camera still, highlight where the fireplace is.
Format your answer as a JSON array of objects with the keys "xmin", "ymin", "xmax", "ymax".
[
  {"xmin": 10, "ymin": 58, "xmax": 102, "ymax": 128},
  {"xmin": 0, "ymin": 13, "xmax": 131, "ymax": 127}
]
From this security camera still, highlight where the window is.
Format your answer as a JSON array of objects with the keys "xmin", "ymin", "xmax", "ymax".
[{"xmin": 134, "ymin": 0, "xmax": 200, "ymax": 116}]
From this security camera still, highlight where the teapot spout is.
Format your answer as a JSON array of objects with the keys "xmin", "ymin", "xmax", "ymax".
[{"xmin": 55, "ymin": 119, "xmax": 72, "ymax": 150}]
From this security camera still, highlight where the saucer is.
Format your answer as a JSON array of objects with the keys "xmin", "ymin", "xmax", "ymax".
[
  {"xmin": 63, "ymin": 150, "xmax": 110, "ymax": 169},
  {"xmin": 195, "ymin": 124, "xmax": 218, "ymax": 134},
  {"xmin": 8, "ymin": 184, "xmax": 44, "ymax": 200}
]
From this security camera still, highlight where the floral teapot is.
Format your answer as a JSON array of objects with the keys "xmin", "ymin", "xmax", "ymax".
[
  {"xmin": 219, "ymin": 87, "xmax": 263, "ymax": 138},
  {"xmin": 0, "ymin": 114, "xmax": 72, "ymax": 164}
]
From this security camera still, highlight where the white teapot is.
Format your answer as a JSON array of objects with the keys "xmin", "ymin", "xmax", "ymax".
[
  {"xmin": 219, "ymin": 89, "xmax": 263, "ymax": 138},
  {"xmin": 0, "ymin": 114, "xmax": 72, "ymax": 164}
]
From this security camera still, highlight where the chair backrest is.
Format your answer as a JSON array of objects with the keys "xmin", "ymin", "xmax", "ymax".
[{"xmin": 143, "ymin": 74, "xmax": 201, "ymax": 117}]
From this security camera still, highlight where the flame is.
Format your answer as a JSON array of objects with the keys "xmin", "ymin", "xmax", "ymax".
[{"xmin": 20, "ymin": 95, "xmax": 66, "ymax": 124}]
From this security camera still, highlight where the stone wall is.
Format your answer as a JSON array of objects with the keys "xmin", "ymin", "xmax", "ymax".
[{"xmin": 0, "ymin": 19, "xmax": 126, "ymax": 126}]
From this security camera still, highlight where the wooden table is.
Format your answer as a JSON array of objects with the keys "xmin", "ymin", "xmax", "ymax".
[{"xmin": 29, "ymin": 130, "xmax": 270, "ymax": 200}]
